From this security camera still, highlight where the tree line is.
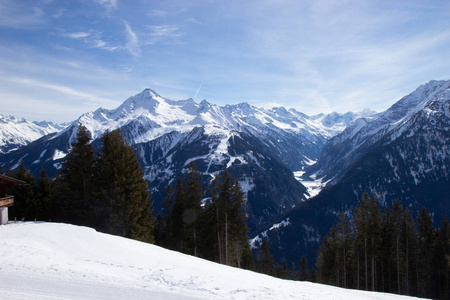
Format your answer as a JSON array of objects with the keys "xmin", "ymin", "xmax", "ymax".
[{"xmin": 316, "ymin": 192, "xmax": 450, "ymax": 299}]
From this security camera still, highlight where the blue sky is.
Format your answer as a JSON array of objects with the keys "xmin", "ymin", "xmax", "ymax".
[{"xmin": 1, "ymin": 0, "xmax": 450, "ymax": 123}]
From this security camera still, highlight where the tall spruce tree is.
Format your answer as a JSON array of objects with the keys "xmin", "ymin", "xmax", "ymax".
[
  {"xmin": 36, "ymin": 169, "xmax": 57, "ymax": 221},
  {"xmin": 316, "ymin": 226, "xmax": 339, "ymax": 285},
  {"xmin": 7, "ymin": 163, "xmax": 37, "ymax": 221},
  {"xmin": 200, "ymin": 169, "xmax": 253, "ymax": 268},
  {"xmin": 94, "ymin": 129, "xmax": 154, "ymax": 243},
  {"xmin": 55, "ymin": 124, "xmax": 95, "ymax": 226},
  {"xmin": 336, "ymin": 212, "xmax": 352, "ymax": 288},
  {"xmin": 171, "ymin": 178, "xmax": 188, "ymax": 252},
  {"xmin": 159, "ymin": 184, "xmax": 175, "ymax": 248},
  {"xmin": 182, "ymin": 162, "xmax": 204, "ymax": 256},
  {"xmin": 256, "ymin": 237, "xmax": 276, "ymax": 276},
  {"xmin": 299, "ymin": 256, "xmax": 309, "ymax": 281},
  {"xmin": 391, "ymin": 199, "xmax": 404, "ymax": 294},
  {"xmin": 400, "ymin": 207, "xmax": 417, "ymax": 296},
  {"xmin": 416, "ymin": 206, "xmax": 434, "ymax": 297}
]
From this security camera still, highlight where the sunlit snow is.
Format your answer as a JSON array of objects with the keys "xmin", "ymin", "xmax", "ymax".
[{"xmin": 0, "ymin": 222, "xmax": 420, "ymax": 300}]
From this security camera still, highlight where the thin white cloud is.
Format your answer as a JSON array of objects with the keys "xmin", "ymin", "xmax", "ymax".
[
  {"xmin": 124, "ymin": 21, "xmax": 141, "ymax": 57},
  {"xmin": 65, "ymin": 31, "xmax": 92, "ymax": 39},
  {"xmin": 92, "ymin": 39, "xmax": 120, "ymax": 52},
  {"xmin": 149, "ymin": 25, "xmax": 181, "ymax": 37},
  {"xmin": 62, "ymin": 30, "xmax": 120, "ymax": 53},
  {"xmin": 143, "ymin": 25, "xmax": 183, "ymax": 46},
  {"xmin": 10, "ymin": 77, "xmax": 114, "ymax": 106}
]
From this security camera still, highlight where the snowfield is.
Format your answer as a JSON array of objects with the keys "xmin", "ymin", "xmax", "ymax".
[{"xmin": 0, "ymin": 222, "xmax": 422, "ymax": 300}]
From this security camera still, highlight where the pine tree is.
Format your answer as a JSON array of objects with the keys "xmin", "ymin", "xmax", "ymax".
[
  {"xmin": 156, "ymin": 184, "xmax": 175, "ymax": 248},
  {"xmin": 434, "ymin": 215, "xmax": 450, "ymax": 299},
  {"xmin": 7, "ymin": 164, "xmax": 36, "ymax": 221},
  {"xmin": 400, "ymin": 207, "xmax": 416, "ymax": 295},
  {"xmin": 197, "ymin": 169, "xmax": 253, "ymax": 268},
  {"xmin": 256, "ymin": 238, "xmax": 276, "ymax": 275},
  {"xmin": 277, "ymin": 261, "xmax": 290, "ymax": 279},
  {"xmin": 299, "ymin": 256, "xmax": 309, "ymax": 281},
  {"xmin": 171, "ymin": 178, "xmax": 188, "ymax": 252},
  {"xmin": 182, "ymin": 162, "xmax": 204, "ymax": 256},
  {"xmin": 391, "ymin": 198, "xmax": 404, "ymax": 294},
  {"xmin": 55, "ymin": 124, "xmax": 95, "ymax": 226},
  {"xmin": 316, "ymin": 227, "xmax": 339, "ymax": 285},
  {"xmin": 206, "ymin": 169, "xmax": 252, "ymax": 267},
  {"xmin": 336, "ymin": 212, "xmax": 352, "ymax": 288},
  {"xmin": 416, "ymin": 206, "xmax": 434, "ymax": 297},
  {"xmin": 35, "ymin": 169, "xmax": 57, "ymax": 221},
  {"xmin": 94, "ymin": 129, "xmax": 154, "ymax": 243}
]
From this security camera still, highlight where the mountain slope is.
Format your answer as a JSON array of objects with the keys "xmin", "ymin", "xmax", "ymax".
[{"xmin": 0, "ymin": 222, "xmax": 421, "ymax": 300}]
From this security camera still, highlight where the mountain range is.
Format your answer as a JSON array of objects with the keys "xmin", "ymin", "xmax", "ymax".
[
  {"xmin": 1, "ymin": 80, "xmax": 449, "ymax": 265},
  {"xmin": 0, "ymin": 115, "xmax": 67, "ymax": 154},
  {"xmin": 0, "ymin": 89, "xmax": 369, "ymax": 232}
]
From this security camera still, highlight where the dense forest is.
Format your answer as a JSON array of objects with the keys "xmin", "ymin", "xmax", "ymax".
[{"xmin": 316, "ymin": 192, "xmax": 450, "ymax": 299}]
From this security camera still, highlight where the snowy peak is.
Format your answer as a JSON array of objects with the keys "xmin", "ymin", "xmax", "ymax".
[
  {"xmin": 0, "ymin": 115, "xmax": 67, "ymax": 153},
  {"xmin": 69, "ymin": 88, "xmax": 366, "ymax": 147}
]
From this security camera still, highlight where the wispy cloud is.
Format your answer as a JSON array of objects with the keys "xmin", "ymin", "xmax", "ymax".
[
  {"xmin": 10, "ymin": 77, "xmax": 114, "ymax": 106},
  {"xmin": 149, "ymin": 25, "xmax": 181, "ymax": 37},
  {"xmin": 124, "ymin": 21, "xmax": 140, "ymax": 57},
  {"xmin": 64, "ymin": 31, "xmax": 92, "ymax": 39},
  {"xmin": 63, "ymin": 30, "xmax": 120, "ymax": 52}
]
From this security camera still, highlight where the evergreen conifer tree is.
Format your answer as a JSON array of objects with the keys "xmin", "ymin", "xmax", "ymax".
[
  {"xmin": 160, "ymin": 184, "xmax": 175, "ymax": 248},
  {"xmin": 36, "ymin": 169, "xmax": 57, "ymax": 221},
  {"xmin": 182, "ymin": 162, "xmax": 204, "ymax": 256},
  {"xmin": 416, "ymin": 206, "xmax": 434, "ymax": 297},
  {"xmin": 7, "ymin": 163, "xmax": 36, "ymax": 221},
  {"xmin": 94, "ymin": 129, "xmax": 154, "ymax": 243},
  {"xmin": 299, "ymin": 256, "xmax": 309, "ymax": 281},
  {"xmin": 55, "ymin": 124, "xmax": 95, "ymax": 226},
  {"xmin": 400, "ymin": 207, "xmax": 416, "ymax": 295},
  {"xmin": 171, "ymin": 178, "xmax": 188, "ymax": 252},
  {"xmin": 256, "ymin": 237, "xmax": 276, "ymax": 276}
]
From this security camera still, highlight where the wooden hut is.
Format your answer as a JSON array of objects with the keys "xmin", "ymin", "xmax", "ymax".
[{"xmin": 0, "ymin": 174, "xmax": 26, "ymax": 225}]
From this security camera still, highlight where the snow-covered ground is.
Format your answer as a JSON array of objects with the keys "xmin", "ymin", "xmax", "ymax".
[
  {"xmin": 0, "ymin": 222, "xmax": 422, "ymax": 299},
  {"xmin": 294, "ymin": 171, "xmax": 330, "ymax": 199}
]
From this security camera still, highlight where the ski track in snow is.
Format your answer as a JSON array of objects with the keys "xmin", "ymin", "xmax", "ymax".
[{"xmin": 0, "ymin": 222, "xmax": 423, "ymax": 300}]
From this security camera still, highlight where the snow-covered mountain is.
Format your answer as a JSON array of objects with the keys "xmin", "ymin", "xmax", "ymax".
[
  {"xmin": 308, "ymin": 80, "xmax": 450, "ymax": 184},
  {"xmin": 0, "ymin": 89, "xmax": 366, "ymax": 232},
  {"xmin": 0, "ymin": 222, "xmax": 422, "ymax": 300},
  {"xmin": 0, "ymin": 115, "xmax": 67, "ymax": 154},
  {"xmin": 261, "ymin": 80, "xmax": 450, "ymax": 266}
]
